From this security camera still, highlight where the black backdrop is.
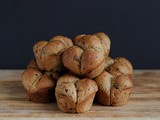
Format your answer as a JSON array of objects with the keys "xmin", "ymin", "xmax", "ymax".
[{"xmin": 0, "ymin": 0, "xmax": 160, "ymax": 69}]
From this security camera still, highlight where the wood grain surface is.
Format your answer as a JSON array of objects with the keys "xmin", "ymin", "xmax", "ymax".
[{"xmin": 0, "ymin": 70, "xmax": 160, "ymax": 120}]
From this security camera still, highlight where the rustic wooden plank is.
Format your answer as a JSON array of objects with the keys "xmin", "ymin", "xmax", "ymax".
[{"xmin": 0, "ymin": 70, "xmax": 160, "ymax": 120}]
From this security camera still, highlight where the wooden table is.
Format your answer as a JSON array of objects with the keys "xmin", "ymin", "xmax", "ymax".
[{"xmin": 0, "ymin": 70, "xmax": 160, "ymax": 120}]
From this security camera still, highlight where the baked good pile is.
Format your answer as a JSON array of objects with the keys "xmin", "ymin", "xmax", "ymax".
[{"xmin": 21, "ymin": 32, "xmax": 133, "ymax": 113}]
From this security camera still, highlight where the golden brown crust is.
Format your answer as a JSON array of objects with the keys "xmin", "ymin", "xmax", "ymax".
[
  {"xmin": 76, "ymin": 93, "xmax": 96, "ymax": 113},
  {"xmin": 94, "ymin": 32, "xmax": 111, "ymax": 56},
  {"xmin": 26, "ymin": 59, "xmax": 60, "ymax": 80},
  {"xmin": 55, "ymin": 82, "xmax": 77, "ymax": 113},
  {"xmin": 74, "ymin": 35, "xmax": 104, "ymax": 52},
  {"xmin": 95, "ymin": 71, "xmax": 133, "ymax": 106},
  {"xmin": 74, "ymin": 33, "xmax": 111, "ymax": 57},
  {"xmin": 33, "ymin": 41, "xmax": 48, "ymax": 70},
  {"xmin": 81, "ymin": 49, "xmax": 104, "ymax": 77},
  {"xmin": 76, "ymin": 78, "xmax": 98, "ymax": 103},
  {"xmin": 62, "ymin": 46, "xmax": 83, "ymax": 75},
  {"xmin": 107, "ymin": 57, "xmax": 133, "ymax": 78},
  {"xmin": 55, "ymin": 75, "xmax": 98, "ymax": 113},
  {"xmin": 85, "ymin": 58, "xmax": 105, "ymax": 79},
  {"xmin": 62, "ymin": 46, "xmax": 105, "ymax": 78},
  {"xmin": 115, "ymin": 57, "xmax": 133, "ymax": 72},
  {"xmin": 55, "ymin": 74, "xmax": 79, "ymax": 113},
  {"xmin": 56, "ymin": 74, "xmax": 80, "ymax": 85},
  {"xmin": 111, "ymin": 75, "xmax": 133, "ymax": 106},
  {"xmin": 94, "ymin": 71, "xmax": 113, "ymax": 105},
  {"xmin": 63, "ymin": 35, "xmax": 105, "ymax": 78},
  {"xmin": 33, "ymin": 36, "xmax": 73, "ymax": 72},
  {"xmin": 73, "ymin": 34, "xmax": 86, "ymax": 45},
  {"xmin": 41, "ymin": 41, "xmax": 64, "ymax": 71},
  {"xmin": 21, "ymin": 68, "xmax": 55, "ymax": 103},
  {"xmin": 24, "ymin": 33, "xmax": 133, "ymax": 108},
  {"xmin": 22, "ymin": 68, "xmax": 42, "ymax": 92},
  {"xmin": 50, "ymin": 35, "xmax": 73, "ymax": 48},
  {"xmin": 41, "ymin": 36, "xmax": 73, "ymax": 71},
  {"xmin": 76, "ymin": 78, "xmax": 98, "ymax": 113}
]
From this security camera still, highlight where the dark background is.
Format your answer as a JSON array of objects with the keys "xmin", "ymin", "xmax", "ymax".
[{"xmin": 0, "ymin": 0, "xmax": 160, "ymax": 69}]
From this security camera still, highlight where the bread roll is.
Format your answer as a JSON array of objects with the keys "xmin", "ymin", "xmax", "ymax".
[
  {"xmin": 63, "ymin": 35, "xmax": 105, "ymax": 78},
  {"xmin": 107, "ymin": 57, "xmax": 133, "ymax": 78},
  {"xmin": 95, "ymin": 57, "xmax": 133, "ymax": 106},
  {"xmin": 95, "ymin": 71, "xmax": 133, "ymax": 106},
  {"xmin": 33, "ymin": 36, "xmax": 73, "ymax": 71},
  {"xmin": 21, "ymin": 67, "xmax": 57, "ymax": 103},
  {"xmin": 55, "ymin": 74, "xmax": 98, "ymax": 113},
  {"xmin": 73, "ymin": 32, "xmax": 111, "ymax": 56}
]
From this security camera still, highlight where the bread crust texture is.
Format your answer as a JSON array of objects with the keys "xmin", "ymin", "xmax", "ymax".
[
  {"xmin": 55, "ymin": 74, "xmax": 98, "ymax": 113},
  {"xmin": 33, "ymin": 36, "xmax": 73, "ymax": 71},
  {"xmin": 22, "ymin": 59, "xmax": 61, "ymax": 103},
  {"xmin": 95, "ymin": 57, "xmax": 133, "ymax": 106},
  {"xmin": 63, "ymin": 34, "xmax": 109, "ymax": 78}
]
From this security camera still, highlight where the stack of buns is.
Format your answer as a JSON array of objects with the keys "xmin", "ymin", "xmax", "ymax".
[{"xmin": 21, "ymin": 32, "xmax": 133, "ymax": 113}]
